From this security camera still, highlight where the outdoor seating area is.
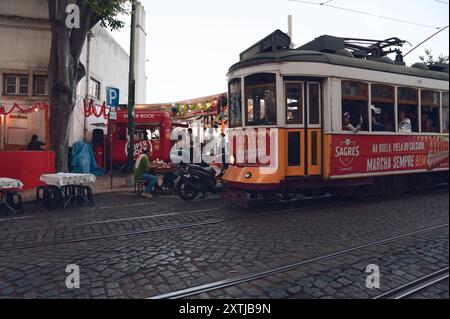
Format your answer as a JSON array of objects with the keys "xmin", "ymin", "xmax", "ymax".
[
  {"xmin": 0, "ymin": 173, "xmax": 96, "ymax": 216},
  {"xmin": 0, "ymin": 177, "xmax": 24, "ymax": 215}
]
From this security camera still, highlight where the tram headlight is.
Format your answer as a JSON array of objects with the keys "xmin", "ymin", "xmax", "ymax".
[{"xmin": 245, "ymin": 172, "xmax": 252, "ymax": 179}]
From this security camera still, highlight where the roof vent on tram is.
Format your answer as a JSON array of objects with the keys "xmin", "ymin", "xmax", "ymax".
[
  {"xmin": 239, "ymin": 30, "xmax": 291, "ymax": 61},
  {"xmin": 411, "ymin": 62, "xmax": 429, "ymax": 71}
]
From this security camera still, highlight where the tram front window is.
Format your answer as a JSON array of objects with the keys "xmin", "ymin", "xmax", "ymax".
[
  {"xmin": 229, "ymin": 79, "xmax": 242, "ymax": 128},
  {"xmin": 245, "ymin": 73, "xmax": 277, "ymax": 126}
]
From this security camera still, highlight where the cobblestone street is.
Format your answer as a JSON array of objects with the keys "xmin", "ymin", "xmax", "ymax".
[{"xmin": 0, "ymin": 190, "xmax": 448, "ymax": 299}]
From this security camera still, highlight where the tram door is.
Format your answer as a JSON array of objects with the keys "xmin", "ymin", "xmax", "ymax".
[{"xmin": 285, "ymin": 81, "xmax": 322, "ymax": 177}]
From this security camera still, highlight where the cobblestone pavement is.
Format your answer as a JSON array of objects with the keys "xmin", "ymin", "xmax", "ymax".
[
  {"xmin": 0, "ymin": 191, "xmax": 448, "ymax": 299},
  {"xmin": 187, "ymin": 228, "xmax": 448, "ymax": 299},
  {"xmin": 406, "ymin": 278, "xmax": 449, "ymax": 299}
]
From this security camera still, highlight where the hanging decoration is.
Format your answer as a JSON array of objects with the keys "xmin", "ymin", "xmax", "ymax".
[
  {"xmin": 0, "ymin": 102, "xmax": 48, "ymax": 116},
  {"xmin": 167, "ymin": 96, "xmax": 228, "ymax": 119},
  {"xmin": 83, "ymin": 99, "xmax": 110, "ymax": 119}
]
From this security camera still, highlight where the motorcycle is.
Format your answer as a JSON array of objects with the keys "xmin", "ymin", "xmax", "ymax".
[{"xmin": 177, "ymin": 164, "xmax": 224, "ymax": 201}]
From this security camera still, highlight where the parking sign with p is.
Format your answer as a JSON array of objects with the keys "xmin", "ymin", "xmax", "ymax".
[{"xmin": 106, "ymin": 86, "xmax": 120, "ymax": 107}]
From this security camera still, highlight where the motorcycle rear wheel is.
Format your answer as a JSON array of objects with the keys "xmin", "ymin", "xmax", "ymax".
[{"xmin": 177, "ymin": 181, "xmax": 198, "ymax": 201}]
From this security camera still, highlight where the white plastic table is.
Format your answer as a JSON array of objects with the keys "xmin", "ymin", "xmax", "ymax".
[
  {"xmin": 39, "ymin": 173, "xmax": 96, "ymax": 209},
  {"xmin": 0, "ymin": 178, "xmax": 23, "ymax": 214}
]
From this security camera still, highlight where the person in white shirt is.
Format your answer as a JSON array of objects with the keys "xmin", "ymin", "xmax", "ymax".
[{"xmin": 398, "ymin": 110, "xmax": 412, "ymax": 133}]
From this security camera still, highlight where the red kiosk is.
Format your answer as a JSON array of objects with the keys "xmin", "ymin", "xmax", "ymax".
[
  {"xmin": 108, "ymin": 109, "xmax": 173, "ymax": 166},
  {"xmin": 0, "ymin": 102, "xmax": 55, "ymax": 190}
]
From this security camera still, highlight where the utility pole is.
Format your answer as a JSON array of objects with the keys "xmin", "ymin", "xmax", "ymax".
[
  {"xmin": 84, "ymin": 31, "xmax": 94, "ymax": 142},
  {"xmin": 126, "ymin": 2, "xmax": 137, "ymax": 174}
]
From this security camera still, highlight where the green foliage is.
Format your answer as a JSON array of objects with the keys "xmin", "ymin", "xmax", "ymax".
[
  {"xmin": 80, "ymin": 0, "xmax": 137, "ymax": 30},
  {"xmin": 419, "ymin": 49, "xmax": 449, "ymax": 65}
]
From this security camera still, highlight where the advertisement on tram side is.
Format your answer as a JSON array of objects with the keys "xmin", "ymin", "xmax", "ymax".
[{"xmin": 328, "ymin": 134, "xmax": 449, "ymax": 178}]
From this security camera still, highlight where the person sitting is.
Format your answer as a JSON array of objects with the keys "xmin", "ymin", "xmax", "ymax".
[
  {"xmin": 134, "ymin": 149, "xmax": 157, "ymax": 198},
  {"xmin": 342, "ymin": 112, "xmax": 363, "ymax": 133},
  {"xmin": 398, "ymin": 110, "xmax": 412, "ymax": 133},
  {"xmin": 371, "ymin": 109, "xmax": 385, "ymax": 132},
  {"xmin": 421, "ymin": 112, "xmax": 434, "ymax": 132},
  {"xmin": 27, "ymin": 135, "xmax": 45, "ymax": 151}
]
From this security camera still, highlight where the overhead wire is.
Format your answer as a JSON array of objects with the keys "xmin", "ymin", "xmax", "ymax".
[{"xmin": 288, "ymin": 0, "xmax": 448, "ymax": 30}]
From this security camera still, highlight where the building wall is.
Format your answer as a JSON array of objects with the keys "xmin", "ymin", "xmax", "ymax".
[
  {"xmin": 70, "ymin": 24, "xmax": 131, "ymax": 145},
  {"xmin": 0, "ymin": 0, "xmax": 147, "ymax": 149}
]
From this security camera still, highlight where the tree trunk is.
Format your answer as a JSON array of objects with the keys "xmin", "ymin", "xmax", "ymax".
[{"xmin": 47, "ymin": 0, "xmax": 93, "ymax": 172}]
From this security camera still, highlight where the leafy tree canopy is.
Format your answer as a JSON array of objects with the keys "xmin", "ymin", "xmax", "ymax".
[{"xmin": 419, "ymin": 49, "xmax": 449, "ymax": 65}]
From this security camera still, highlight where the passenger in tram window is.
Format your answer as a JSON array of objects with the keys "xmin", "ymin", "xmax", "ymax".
[
  {"xmin": 398, "ymin": 110, "xmax": 412, "ymax": 133},
  {"xmin": 342, "ymin": 112, "xmax": 363, "ymax": 133},
  {"xmin": 371, "ymin": 112, "xmax": 385, "ymax": 131},
  {"xmin": 381, "ymin": 112, "xmax": 394, "ymax": 132},
  {"xmin": 370, "ymin": 105, "xmax": 385, "ymax": 131},
  {"xmin": 421, "ymin": 111, "xmax": 434, "ymax": 133}
]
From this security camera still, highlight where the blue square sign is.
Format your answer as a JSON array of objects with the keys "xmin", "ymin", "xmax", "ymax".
[{"xmin": 106, "ymin": 87, "xmax": 120, "ymax": 107}]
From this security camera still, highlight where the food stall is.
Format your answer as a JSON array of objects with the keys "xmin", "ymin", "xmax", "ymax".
[
  {"xmin": 0, "ymin": 102, "xmax": 55, "ymax": 190},
  {"xmin": 92, "ymin": 93, "xmax": 228, "ymax": 169}
]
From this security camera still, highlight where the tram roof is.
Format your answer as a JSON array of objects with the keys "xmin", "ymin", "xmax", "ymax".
[{"xmin": 229, "ymin": 45, "xmax": 449, "ymax": 82}]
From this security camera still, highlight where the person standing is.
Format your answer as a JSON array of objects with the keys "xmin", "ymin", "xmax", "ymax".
[{"xmin": 134, "ymin": 149, "xmax": 157, "ymax": 198}]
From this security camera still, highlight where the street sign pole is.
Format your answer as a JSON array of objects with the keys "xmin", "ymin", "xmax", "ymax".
[
  {"xmin": 106, "ymin": 86, "xmax": 120, "ymax": 191},
  {"xmin": 109, "ymin": 109, "xmax": 113, "ymax": 190}
]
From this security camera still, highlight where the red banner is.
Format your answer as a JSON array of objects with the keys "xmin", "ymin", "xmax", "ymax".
[{"xmin": 329, "ymin": 134, "xmax": 449, "ymax": 177}]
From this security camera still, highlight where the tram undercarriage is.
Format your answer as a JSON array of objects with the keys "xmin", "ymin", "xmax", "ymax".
[{"xmin": 222, "ymin": 171, "xmax": 449, "ymax": 207}]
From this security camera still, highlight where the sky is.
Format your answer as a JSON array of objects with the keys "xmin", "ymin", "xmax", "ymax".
[{"xmin": 110, "ymin": 0, "xmax": 449, "ymax": 103}]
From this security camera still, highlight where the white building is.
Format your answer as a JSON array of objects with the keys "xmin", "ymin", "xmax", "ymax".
[{"xmin": 0, "ymin": 0, "xmax": 147, "ymax": 149}]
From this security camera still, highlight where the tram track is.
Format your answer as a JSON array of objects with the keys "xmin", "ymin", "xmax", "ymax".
[
  {"xmin": 0, "ymin": 188, "xmax": 447, "ymax": 252},
  {"xmin": 0, "ymin": 195, "xmax": 350, "ymax": 252},
  {"xmin": 373, "ymin": 268, "xmax": 449, "ymax": 299},
  {"xmin": 148, "ymin": 223, "xmax": 449, "ymax": 299}
]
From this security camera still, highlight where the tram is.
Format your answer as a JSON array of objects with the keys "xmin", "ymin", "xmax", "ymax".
[{"xmin": 222, "ymin": 30, "xmax": 449, "ymax": 206}]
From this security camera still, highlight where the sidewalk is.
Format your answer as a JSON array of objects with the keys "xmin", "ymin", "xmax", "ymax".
[{"xmin": 21, "ymin": 175, "xmax": 135, "ymax": 202}]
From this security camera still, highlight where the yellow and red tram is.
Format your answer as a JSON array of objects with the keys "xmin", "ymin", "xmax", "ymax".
[{"xmin": 222, "ymin": 31, "xmax": 449, "ymax": 205}]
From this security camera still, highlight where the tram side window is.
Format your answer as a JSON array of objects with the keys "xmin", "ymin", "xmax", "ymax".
[
  {"xmin": 229, "ymin": 79, "xmax": 242, "ymax": 128},
  {"xmin": 371, "ymin": 84, "xmax": 395, "ymax": 132},
  {"xmin": 443, "ymin": 92, "xmax": 449, "ymax": 134},
  {"xmin": 341, "ymin": 81, "xmax": 369, "ymax": 132},
  {"xmin": 285, "ymin": 83, "xmax": 303, "ymax": 124},
  {"xmin": 308, "ymin": 83, "xmax": 321, "ymax": 125},
  {"xmin": 245, "ymin": 73, "xmax": 277, "ymax": 126},
  {"xmin": 397, "ymin": 87, "xmax": 419, "ymax": 133},
  {"xmin": 421, "ymin": 90, "xmax": 440, "ymax": 133}
]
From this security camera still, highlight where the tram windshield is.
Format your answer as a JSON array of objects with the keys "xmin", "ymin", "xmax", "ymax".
[
  {"xmin": 245, "ymin": 73, "xmax": 277, "ymax": 126},
  {"xmin": 229, "ymin": 79, "xmax": 242, "ymax": 128}
]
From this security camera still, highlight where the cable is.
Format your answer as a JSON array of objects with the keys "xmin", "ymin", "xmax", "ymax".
[
  {"xmin": 434, "ymin": 0, "xmax": 449, "ymax": 5},
  {"xmin": 288, "ymin": 0, "xmax": 446, "ymax": 30},
  {"xmin": 404, "ymin": 25, "xmax": 450, "ymax": 57}
]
